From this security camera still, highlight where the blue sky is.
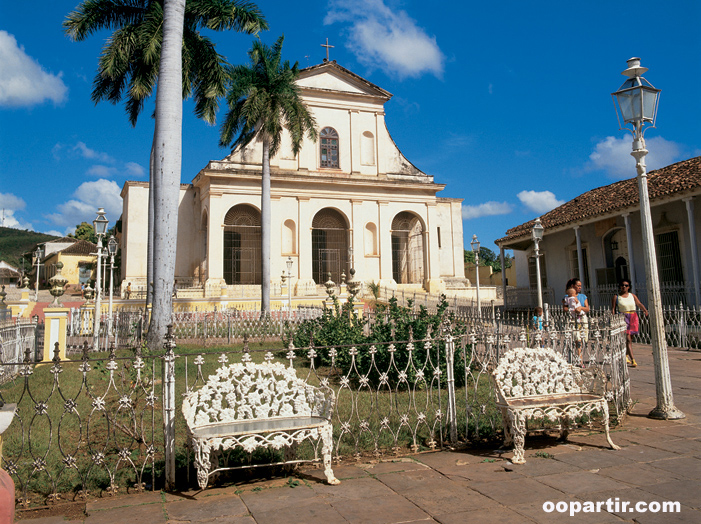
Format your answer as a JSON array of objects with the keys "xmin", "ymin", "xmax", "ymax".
[{"xmin": 1, "ymin": 0, "xmax": 700, "ymax": 254}]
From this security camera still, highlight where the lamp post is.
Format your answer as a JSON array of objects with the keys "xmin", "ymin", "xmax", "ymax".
[
  {"xmin": 34, "ymin": 246, "xmax": 43, "ymax": 301},
  {"xmin": 471, "ymin": 234, "xmax": 481, "ymax": 318},
  {"xmin": 532, "ymin": 217, "xmax": 544, "ymax": 311},
  {"xmin": 286, "ymin": 256, "xmax": 293, "ymax": 316},
  {"xmin": 612, "ymin": 57, "xmax": 684, "ymax": 419},
  {"xmin": 92, "ymin": 208, "xmax": 109, "ymax": 352},
  {"xmin": 107, "ymin": 235, "xmax": 118, "ymax": 340}
]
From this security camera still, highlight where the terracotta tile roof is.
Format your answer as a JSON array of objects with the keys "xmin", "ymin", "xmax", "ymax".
[
  {"xmin": 497, "ymin": 156, "xmax": 701, "ymax": 245},
  {"xmin": 55, "ymin": 239, "xmax": 96, "ymax": 256}
]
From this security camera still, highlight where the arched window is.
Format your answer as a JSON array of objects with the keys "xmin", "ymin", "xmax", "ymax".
[
  {"xmin": 282, "ymin": 219, "xmax": 296, "ymax": 254},
  {"xmin": 361, "ymin": 131, "xmax": 375, "ymax": 165},
  {"xmin": 311, "ymin": 208, "xmax": 349, "ymax": 284},
  {"xmin": 223, "ymin": 204, "xmax": 261, "ymax": 285},
  {"xmin": 391, "ymin": 212, "xmax": 425, "ymax": 284},
  {"xmin": 320, "ymin": 127, "xmax": 339, "ymax": 168},
  {"xmin": 364, "ymin": 222, "xmax": 378, "ymax": 255}
]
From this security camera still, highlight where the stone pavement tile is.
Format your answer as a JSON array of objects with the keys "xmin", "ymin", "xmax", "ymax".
[
  {"xmin": 632, "ymin": 506, "xmax": 701, "ymax": 524},
  {"xmin": 638, "ymin": 479, "xmax": 701, "ymax": 509},
  {"xmin": 166, "ymin": 492, "xmax": 248, "ymax": 521},
  {"xmin": 239, "ymin": 483, "xmax": 318, "ymax": 514},
  {"xmin": 14, "ymin": 517, "xmax": 84, "ymax": 524},
  {"xmin": 301, "ymin": 464, "xmax": 369, "ymax": 483},
  {"xmin": 574, "ymin": 486, "xmax": 682, "ymax": 521},
  {"xmin": 441, "ymin": 460, "xmax": 523, "ymax": 483},
  {"xmin": 331, "ymin": 493, "xmax": 431, "ymax": 524},
  {"xmin": 374, "ymin": 467, "xmax": 445, "ymax": 492},
  {"xmin": 167, "ymin": 515, "xmax": 255, "ymax": 524},
  {"xmin": 633, "ymin": 436, "xmax": 701, "ymax": 455},
  {"xmin": 536, "ymin": 471, "xmax": 622, "ymax": 496},
  {"xmin": 609, "ymin": 443, "xmax": 681, "ymax": 463},
  {"xmin": 86, "ymin": 491, "xmax": 163, "ymax": 511},
  {"xmin": 358, "ymin": 458, "xmax": 429, "ymax": 475},
  {"xmin": 84, "ymin": 501, "xmax": 167, "ymax": 524},
  {"xmin": 465, "ymin": 477, "xmax": 566, "ymax": 506},
  {"xmin": 645, "ymin": 423, "xmax": 701, "ymax": 439},
  {"xmin": 309, "ymin": 476, "xmax": 397, "ymax": 500},
  {"xmin": 414, "ymin": 450, "xmax": 489, "ymax": 470},
  {"xmin": 415, "ymin": 452, "xmax": 514, "ymax": 479},
  {"xmin": 398, "ymin": 476, "xmax": 502, "ymax": 515},
  {"xmin": 433, "ymin": 506, "xmax": 533, "ymax": 524},
  {"xmin": 597, "ymin": 463, "xmax": 683, "ymax": 487},
  {"xmin": 551, "ymin": 449, "xmax": 634, "ymax": 470},
  {"xmin": 646, "ymin": 456, "xmax": 701, "ymax": 480},
  {"xmin": 252, "ymin": 499, "xmax": 347, "ymax": 524},
  {"xmin": 511, "ymin": 456, "xmax": 586, "ymax": 477},
  {"xmin": 511, "ymin": 502, "xmax": 626, "ymax": 523}
]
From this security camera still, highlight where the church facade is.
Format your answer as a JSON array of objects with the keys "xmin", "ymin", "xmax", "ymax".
[{"xmin": 120, "ymin": 61, "xmax": 466, "ymax": 298}]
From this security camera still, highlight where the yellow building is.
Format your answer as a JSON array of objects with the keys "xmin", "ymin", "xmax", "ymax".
[{"xmin": 39, "ymin": 238, "xmax": 97, "ymax": 289}]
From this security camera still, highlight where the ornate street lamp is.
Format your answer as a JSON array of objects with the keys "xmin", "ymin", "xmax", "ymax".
[
  {"xmin": 471, "ymin": 234, "xmax": 481, "ymax": 318},
  {"xmin": 612, "ymin": 57, "xmax": 683, "ymax": 419},
  {"xmin": 531, "ymin": 217, "xmax": 544, "ymax": 311},
  {"xmin": 107, "ymin": 235, "xmax": 118, "ymax": 339},
  {"xmin": 92, "ymin": 208, "xmax": 109, "ymax": 352},
  {"xmin": 34, "ymin": 246, "xmax": 43, "ymax": 301}
]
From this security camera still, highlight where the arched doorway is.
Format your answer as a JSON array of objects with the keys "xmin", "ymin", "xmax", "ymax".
[
  {"xmin": 223, "ymin": 204, "xmax": 261, "ymax": 285},
  {"xmin": 311, "ymin": 208, "xmax": 349, "ymax": 285},
  {"xmin": 391, "ymin": 212, "xmax": 425, "ymax": 284}
]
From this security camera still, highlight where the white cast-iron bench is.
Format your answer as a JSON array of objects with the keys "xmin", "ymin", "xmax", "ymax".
[
  {"xmin": 492, "ymin": 347, "xmax": 620, "ymax": 464},
  {"xmin": 182, "ymin": 361, "xmax": 340, "ymax": 489}
]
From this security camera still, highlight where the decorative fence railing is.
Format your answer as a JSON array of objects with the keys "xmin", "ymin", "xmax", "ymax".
[
  {"xmin": 0, "ymin": 319, "xmax": 39, "ymax": 384},
  {"xmin": 1, "ymin": 314, "xmax": 628, "ymax": 505}
]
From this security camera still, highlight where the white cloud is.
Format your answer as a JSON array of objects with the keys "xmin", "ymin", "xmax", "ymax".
[
  {"xmin": 87, "ymin": 165, "xmax": 118, "ymax": 177},
  {"xmin": 45, "ymin": 179, "xmax": 122, "ymax": 231},
  {"xmin": 125, "ymin": 162, "xmax": 146, "ymax": 177},
  {"xmin": 0, "ymin": 30, "xmax": 68, "ymax": 107},
  {"xmin": 325, "ymin": 0, "xmax": 444, "ymax": 79},
  {"xmin": 462, "ymin": 201, "xmax": 513, "ymax": 220},
  {"xmin": 0, "ymin": 193, "xmax": 33, "ymax": 230},
  {"xmin": 517, "ymin": 190, "xmax": 565, "ymax": 214},
  {"xmin": 73, "ymin": 142, "xmax": 115, "ymax": 163},
  {"xmin": 586, "ymin": 135, "xmax": 684, "ymax": 179}
]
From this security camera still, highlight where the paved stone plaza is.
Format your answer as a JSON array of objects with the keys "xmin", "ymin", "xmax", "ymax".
[{"xmin": 15, "ymin": 344, "xmax": 701, "ymax": 523}]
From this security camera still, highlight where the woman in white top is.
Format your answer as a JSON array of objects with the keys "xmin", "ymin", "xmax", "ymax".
[{"xmin": 611, "ymin": 279, "xmax": 648, "ymax": 367}]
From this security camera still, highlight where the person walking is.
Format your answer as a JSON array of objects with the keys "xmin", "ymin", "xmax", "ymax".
[
  {"xmin": 562, "ymin": 278, "xmax": 590, "ymax": 364},
  {"xmin": 611, "ymin": 279, "xmax": 648, "ymax": 367}
]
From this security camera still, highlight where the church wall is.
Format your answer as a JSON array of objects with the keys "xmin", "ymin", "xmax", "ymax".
[
  {"xmin": 122, "ymin": 184, "xmax": 149, "ymax": 283},
  {"xmin": 175, "ymin": 186, "xmax": 199, "ymax": 281}
]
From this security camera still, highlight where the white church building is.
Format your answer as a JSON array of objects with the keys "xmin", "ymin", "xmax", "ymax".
[{"xmin": 119, "ymin": 60, "xmax": 466, "ymax": 298}]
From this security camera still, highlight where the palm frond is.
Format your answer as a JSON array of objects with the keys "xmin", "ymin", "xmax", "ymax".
[{"xmin": 64, "ymin": 0, "xmax": 148, "ymax": 41}]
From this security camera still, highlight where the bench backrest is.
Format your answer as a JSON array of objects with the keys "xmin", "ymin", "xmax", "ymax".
[
  {"xmin": 492, "ymin": 347, "xmax": 584, "ymax": 403},
  {"xmin": 182, "ymin": 362, "xmax": 333, "ymax": 428}
]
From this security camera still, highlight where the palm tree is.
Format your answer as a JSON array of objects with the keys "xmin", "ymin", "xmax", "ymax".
[
  {"xmin": 64, "ymin": 0, "xmax": 267, "ymax": 347},
  {"xmin": 219, "ymin": 35, "xmax": 317, "ymax": 313}
]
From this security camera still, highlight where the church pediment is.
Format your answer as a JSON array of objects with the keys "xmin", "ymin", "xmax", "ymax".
[{"xmin": 297, "ymin": 61, "xmax": 392, "ymax": 101}]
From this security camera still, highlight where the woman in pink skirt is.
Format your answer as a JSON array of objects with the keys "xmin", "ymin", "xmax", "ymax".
[{"xmin": 611, "ymin": 279, "xmax": 648, "ymax": 367}]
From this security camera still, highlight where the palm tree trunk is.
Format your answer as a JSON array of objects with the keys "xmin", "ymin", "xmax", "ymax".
[
  {"xmin": 261, "ymin": 138, "xmax": 271, "ymax": 313},
  {"xmin": 147, "ymin": 0, "xmax": 185, "ymax": 350},
  {"xmin": 146, "ymin": 139, "xmax": 155, "ymax": 308}
]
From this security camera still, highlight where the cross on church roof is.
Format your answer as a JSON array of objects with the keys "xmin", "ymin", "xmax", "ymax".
[{"xmin": 321, "ymin": 38, "xmax": 334, "ymax": 62}]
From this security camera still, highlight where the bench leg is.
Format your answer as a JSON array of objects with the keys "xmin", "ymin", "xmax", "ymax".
[
  {"xmin": 509, "ymin": 410, "xmax": 527, "ymax": 464},
  {"xmin": 320, "ymin": 424, "xmax": 340, "ymax": 485},
  {"xmin": 193, "ymin": 441, "xmax": 212, "ymax": 490},
  {"xmin": 600, "ymin": 401, "xmax": 621, "ymax": 451}
]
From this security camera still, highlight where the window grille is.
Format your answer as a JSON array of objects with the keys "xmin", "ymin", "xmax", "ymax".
[
  {"xmin": 223, "ymin": 205, "xmax": 261, "ymax": 285},
  {"xmin": 320, "ymin": 127, "xmax": 339, "ymax": 168},
  {"xmin": 569, "ymin": 247, "xmax": 590, "ymax": 288},
  {"xmin": 656, "ymin": 230, "xmax": 684, "ymax": 282},
  {"xmin": 391, "ymin": 212, "xmax": 425, "ymax": 284},
  {"xmin": 528, "ymin": 251, "xmax": 548, "ymax": 291},
  {"xmin": 312, "ymin": 208, "xmax": 348, "ymax": 284}
]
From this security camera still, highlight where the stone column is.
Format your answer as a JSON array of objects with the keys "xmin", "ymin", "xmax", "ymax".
[
  {"xmin": 425, "ymin": 202, "xmax": 444, "ymax": 294},
  {"xmin": 682, "ymin": 197, "xmax": 700, "ymax": 305},
  {"xmin": 296, "ymin": 197, "xmax": 316, "ymax": 295},
  {"xmin": 377, "ymin": 201, "xmax": 394, "ymax": 287}
]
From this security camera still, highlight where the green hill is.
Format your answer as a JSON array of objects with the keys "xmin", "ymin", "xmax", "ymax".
[{"xmin": 0, "ymin": 226, "xmax": 59, "ymax": 270}]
